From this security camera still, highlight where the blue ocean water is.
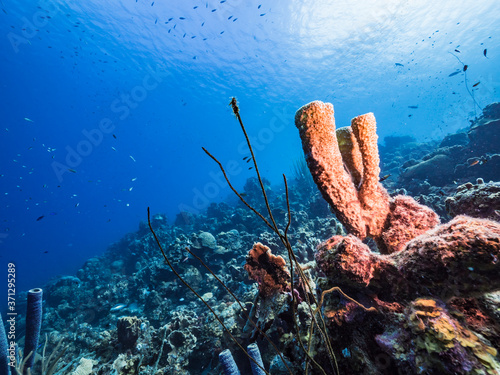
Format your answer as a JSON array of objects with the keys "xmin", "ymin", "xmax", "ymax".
[{"xmin": 0, "ymin": 0, "xmax": 499, "ymax": 304}]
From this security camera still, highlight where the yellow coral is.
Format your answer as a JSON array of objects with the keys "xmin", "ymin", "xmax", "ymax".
[{"xmin": 409, "ymin": 298, "xmax": 500, "ymax": 373}]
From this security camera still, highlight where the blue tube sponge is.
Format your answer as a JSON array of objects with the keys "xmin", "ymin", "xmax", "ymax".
[
  {"xmin": 247, "ymin": 343, "xmax": 266, "ymax": 375},
  {"xmin": 0, "ymin": 314, "xmax": 11, "ymax": 375},
  {"xmin": 23, "ymin": 288, "xmax": 43, "ymax": 373},
  {"xmin": 219, "ymin": 349, "xmax": 241, "ymax": 375}
]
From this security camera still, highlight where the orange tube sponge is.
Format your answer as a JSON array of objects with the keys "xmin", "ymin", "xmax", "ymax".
[
  {"xmin": 336, "ymin": 126, "xmax": 363, "ymax": 188},
  {"xmin": 350, "ymin": 113, "xmax": 391, "ymax": 238},
  {"xmin": 295, "ymin": 101, "xmax": 439, "ymax": 253},
  {"xmin": 295, "ymin": 101, "xmax": 366, "ymax": 238}
]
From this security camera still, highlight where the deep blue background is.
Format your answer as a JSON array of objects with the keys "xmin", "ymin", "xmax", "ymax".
[{"xmin": 0, "ymin": 0, "xmax": 499, "ymax": 304}]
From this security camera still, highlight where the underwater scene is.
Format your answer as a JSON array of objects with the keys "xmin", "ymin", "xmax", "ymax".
[{"xmin": 1, "ymin": 0, "xmax": 500, "ymax": 374}]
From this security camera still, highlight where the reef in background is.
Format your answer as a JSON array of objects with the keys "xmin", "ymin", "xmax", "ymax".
[{"xmin": 9, "ymin": 102, "xmax": 500, "ymax": 375}]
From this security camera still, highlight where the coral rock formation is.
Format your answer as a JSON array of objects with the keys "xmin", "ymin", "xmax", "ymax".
[{"xmin": 446, "ymin": 180, "xmax": 500, "ymax": 222}]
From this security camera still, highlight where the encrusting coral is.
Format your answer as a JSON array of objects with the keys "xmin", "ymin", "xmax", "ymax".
[{"xmin": 376, "ymin": 298, "xmax": 499, "ymax": 374}]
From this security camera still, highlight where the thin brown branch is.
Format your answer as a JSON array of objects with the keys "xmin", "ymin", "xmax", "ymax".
[
  {"xmin": 230, "ymin": 98, "xmax": 281, "ymax": 235},
  {"xmin": 201, "ymin": 147, "xmax": 274, "ymax": 232},
  {"xmin": 184, "ymin": 246, "xmax": 294, "ymax": 375},
  {"xmin": 147, "ymin": 208, "xmax": 271, "ymax": 375}
]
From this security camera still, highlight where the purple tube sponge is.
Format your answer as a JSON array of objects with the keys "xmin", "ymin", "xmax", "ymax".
[
  {"xmin": 23, "ymin": 288, "xmax": 42, "ymax": 374},
  {"xmin": 0, "ymin": 314, "xmax": 11, "ymax": 375},
  {"xmin": 247, "ymin": 343, "xmax": 266, "ymax": 375},
  {"xmin": 219, "ymin": 349, "xmax": 241, "ymax": 375}
]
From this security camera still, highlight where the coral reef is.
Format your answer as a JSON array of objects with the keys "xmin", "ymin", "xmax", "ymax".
[
  {"xmin": 398, "ymin": 102, "xmax": 500, "ymax": 190},
  {"xmin": 376, "ymin": 298, "xmax": 500, "ymax": 374},
  {"xmin": 446, "ymin": 180, "xmax": 500, "ymax": 221},
  {"xmin": 10, "ymin": 101, "xmax": 500, "ymax": 375}
]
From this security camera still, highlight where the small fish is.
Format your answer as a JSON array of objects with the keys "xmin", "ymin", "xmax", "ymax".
[
  {"xmin": 483, "ymin": 49, "xmax": 488, "ymax": 58},
  {"xmin": 110, "ymin": 303, "xmax": 127, "ymax": 312},
  {"xmin": 248, "ymin": 167, "xmax": 253, "ymax": 170},
  {"xmin": 246, "ymin": 158, "xmax": 251, "ymax": 163},
  {"xmin": 472, "ymin": 81, "xmax": 480, "ymax": 87},
  {"xmin": 151, "ymin": 1, "xmax": 154, "ymax": 5},
  {"xmin": 438, "ymin": 190, "xmax": 445, "ymax": 196},
  {"xmin": 111, "ymin": 146, "xmax": 116, "ymax": 151},
  {"xmin": 179, "ymin": 17, "xmax": 185, "ymax": 20},
  {"xmin": 36, "ymin": 215, "xmax": 45, "ymax": 221},
  {"xmin": 395, "ymin": 63, "xmax": 404, "ymax": 67},
  {"xmin": 469, "ymin": 160, "xmax": 480, "ymax": 167},
  {"xmin": 455, "ymin": 49, "xmax": 460, "ymax": 53},
  {"xmin": 379, "ymin": 174, "xmax": 391, "ymax": 182},
  {"xmin": 129, "ymin": 155, "xmax": 136, "ymax": 162},
  {"xmin": 131, "ymin": 177, "xmax": 137, "ymax": 181},
  {"xmin": 43, "ymin": 251, "xmax": 48, "ymax": 254},
  {"xmin": 494, "ymin": 210, "xmax": 500, "ymax": 217},
  {"xmin": 260, "ymin": 13, "xmax": 266, "ymax": 16},
  {"xmin": 211, "ymin": 9, "xmax": 216, "ymax": 12},
  {"xmin": 408, "ymin": 105, "xmax": 418, "ymax": 109},
  {"xmin": 68, "ymin": 168, "xmax": 77, "ymax": 173},
  {"xmin": 240, "ymin": 193, "xmax": 248, "ymax": 197},
  {"xmin": 448, "ymin": 70, "xmax": 461, "ymax": 77},
  {"xmin": 75, "ymin": 203, "xmax": 79, "ymax": 207},
  {"xmin": 258, "ymin": 4, "xmax": 262, "ymax": 9},
  {"xmin": 243, "ymin": 156, "xmax": 250, "ymax": 161},
  {"xmin": 155, "ymin": 19, "xmax": 157, "ymax": 24},
  {"xmin": 463, "ymin": 64, "xmax": 468, "ymax": 72},
  {"xmin": 24, "ymin": 117, "xmax": 34, "ymax": 122}
]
